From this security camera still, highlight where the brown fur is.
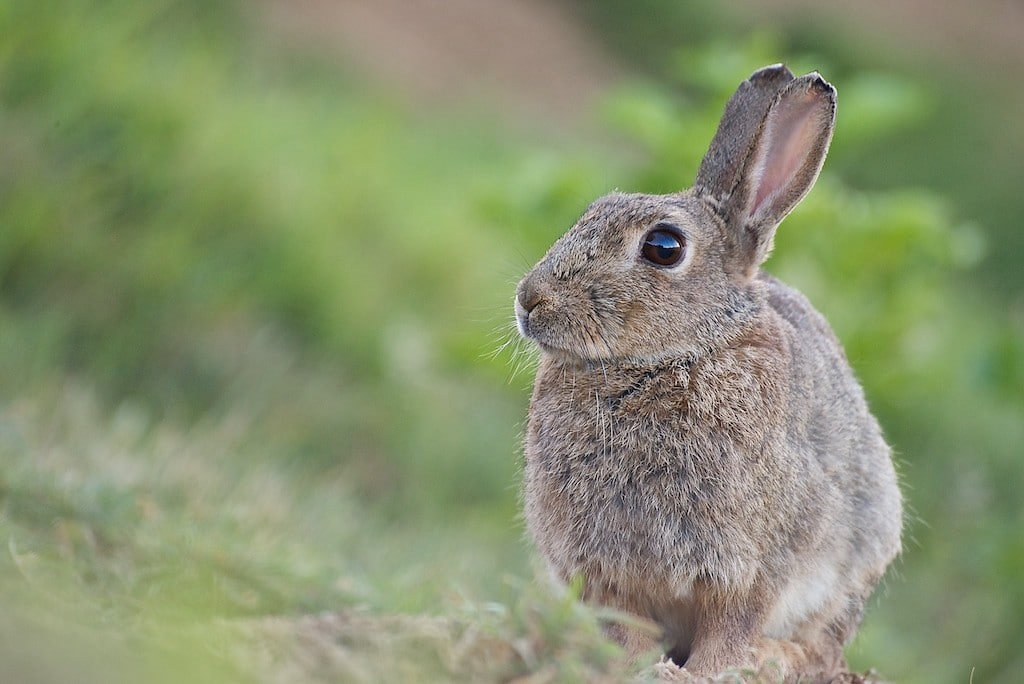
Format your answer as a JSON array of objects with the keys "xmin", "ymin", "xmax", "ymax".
[{"xmin": 515, "ymin": 65, "xmax": 901, "ymax": 681}]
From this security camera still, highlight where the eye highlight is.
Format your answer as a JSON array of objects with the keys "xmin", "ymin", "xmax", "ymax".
[{"xmin": 640, "ymin": 224, "xmax": 686, "ymax": 267}]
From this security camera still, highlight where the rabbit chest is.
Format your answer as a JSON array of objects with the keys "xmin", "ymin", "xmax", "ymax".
[{"xmin": 523, "ymin": 338, "xmax": 826, "ymax": 598}]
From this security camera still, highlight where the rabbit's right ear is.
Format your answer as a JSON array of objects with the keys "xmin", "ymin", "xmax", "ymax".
[
  {"xmin": 695, "ymin": 64, "xmax": 795, "ymax": 201},
  {"xmin": 696, "ymin": 68, "xmax": 836, "ymax": 276}
]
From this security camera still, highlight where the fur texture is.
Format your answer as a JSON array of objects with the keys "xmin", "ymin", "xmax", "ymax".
[{"xmin": 515, "ymin": 65, "xmax": 901, "ymax": 680}]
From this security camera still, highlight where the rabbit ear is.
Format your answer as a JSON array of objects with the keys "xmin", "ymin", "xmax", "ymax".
[
  {"xmin": 698, "ymin": 71, "xmax": 837, "ymax": 274},
  {"xmin": 694, "ymin": 64, "xmax": 796, "ymax": 201}
]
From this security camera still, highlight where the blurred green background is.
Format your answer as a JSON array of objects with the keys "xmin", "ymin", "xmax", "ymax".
[{"xmin": 1, "ymin": 0, "xmax": 1022, "ymax": 682}]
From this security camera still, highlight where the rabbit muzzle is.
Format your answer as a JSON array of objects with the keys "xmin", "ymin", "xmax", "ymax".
[
  {"xmin": 513, "ymin": 278, "xmax": 539, "ymax": 340},
  {"xmin": 515, "ymin": 275, "xmax": 570, "ymax": 356}
]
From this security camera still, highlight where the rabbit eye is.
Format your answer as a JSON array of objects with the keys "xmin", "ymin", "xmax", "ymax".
[{"xmin": 641, "ymin": 226, "xmax": 686, "ymax": 267}]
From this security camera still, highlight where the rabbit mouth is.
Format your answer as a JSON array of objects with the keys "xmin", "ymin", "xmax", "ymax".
[
  {"xmin": 515, "ymin": 311, "xmax": 564, "ymax": 356},
  {"xmin": 517, "ymin": 313, "xmax": 614, "ymax": 362}
]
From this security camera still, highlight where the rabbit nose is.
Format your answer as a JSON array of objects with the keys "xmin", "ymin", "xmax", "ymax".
[{"xmin": 517, "ymin": 279, "xmax": 544, "ymax": 313}]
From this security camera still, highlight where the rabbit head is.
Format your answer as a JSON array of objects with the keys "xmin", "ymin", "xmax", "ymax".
[{"xmin": 515, "ymin": 65, "xmax": 835, "ymax": 364}]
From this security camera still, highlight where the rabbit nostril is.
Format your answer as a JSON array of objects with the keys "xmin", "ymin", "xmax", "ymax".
[{"xmin": 518, "ymin": 281, "xmax": 544, "ymax": 314}]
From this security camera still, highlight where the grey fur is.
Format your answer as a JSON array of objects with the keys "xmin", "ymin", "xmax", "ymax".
[{"xmin": 514, "ymin": 66, "xmax": 901, "ymax": 680}]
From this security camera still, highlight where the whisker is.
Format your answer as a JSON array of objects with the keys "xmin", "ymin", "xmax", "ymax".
[{"xmin": 483, "ymin": 323, "xmax": 520, "ymax": 360}]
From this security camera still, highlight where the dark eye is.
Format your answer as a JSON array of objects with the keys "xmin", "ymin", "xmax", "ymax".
[{"xmin": 641, "ymin": 225, "xmax": 686, "ymax": 267}]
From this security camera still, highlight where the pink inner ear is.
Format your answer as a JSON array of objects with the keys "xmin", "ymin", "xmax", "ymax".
[{"xmin": 750, "ymin": 92, "xmax": 821, "ymax": 218}]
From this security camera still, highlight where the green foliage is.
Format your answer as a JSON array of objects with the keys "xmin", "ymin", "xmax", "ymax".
[{"xmin": 1, "ymin": 0, "xmax": 1022, "ymax": 682}]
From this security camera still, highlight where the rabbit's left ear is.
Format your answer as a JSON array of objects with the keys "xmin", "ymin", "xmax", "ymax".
[{"xmin": 713, "ymin": 74, "xmax": 836, "ymax": 272}]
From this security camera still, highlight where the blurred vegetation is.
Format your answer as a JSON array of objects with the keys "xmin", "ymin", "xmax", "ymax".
[
  {"xmin": 1, "ymin": 0, "xmax": 1022, "ymax": 682},
  {"xmin": 576, "ymin": 0, "xmax": 1024, "ymax": 304}
]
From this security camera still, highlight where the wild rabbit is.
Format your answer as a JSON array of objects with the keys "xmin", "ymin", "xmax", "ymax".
[{"xmin": 515, "ymin": 65, "xmax": 902, "ymax": 680}]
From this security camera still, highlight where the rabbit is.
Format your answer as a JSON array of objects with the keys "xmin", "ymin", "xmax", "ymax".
[{"xmin": 514, "ymin": 64, "xmax": 902, "ymax": 681}]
